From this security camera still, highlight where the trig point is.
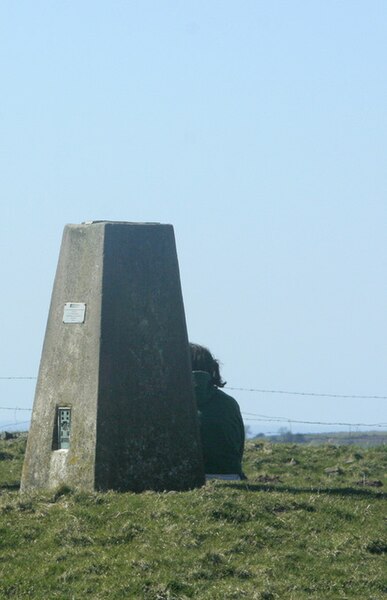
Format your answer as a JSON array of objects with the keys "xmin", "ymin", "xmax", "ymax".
[{"xmin": 21, "ymin": 221, "xmax": 204, "ymax": 493}]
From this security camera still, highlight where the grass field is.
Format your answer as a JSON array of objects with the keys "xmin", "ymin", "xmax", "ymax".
[{"xmin": 0, "ymin": 436, "xmax": 386, "ymax": 599}]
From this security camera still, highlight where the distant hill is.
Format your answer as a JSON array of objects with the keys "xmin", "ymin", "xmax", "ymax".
[{"xmin": 253, "ymin": 430, "xmax": 387, "ymax": 447}]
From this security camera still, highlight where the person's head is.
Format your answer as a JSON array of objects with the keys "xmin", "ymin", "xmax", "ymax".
[{"xmin": 189, "ymin": 343, "xmax": 226, "ymax": 388}]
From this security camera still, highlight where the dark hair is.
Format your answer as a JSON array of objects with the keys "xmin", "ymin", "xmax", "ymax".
[{"xmin": 189, "ymin": 343, "xmax": 226, "ymax": 388}]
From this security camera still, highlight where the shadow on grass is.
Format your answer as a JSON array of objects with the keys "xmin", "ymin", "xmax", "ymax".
[
  {"xmin": 0, "ymin": 482, "xmax": 20, "ymax": 491},
  {"xmin": 223, "ymin": 482, "xmax": 386, "ymax": 500}
]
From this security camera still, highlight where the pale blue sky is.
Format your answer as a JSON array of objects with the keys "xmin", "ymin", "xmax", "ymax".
[{"xmin": 1, "ymin": 1, "xmax": 386, "ymax": 433}]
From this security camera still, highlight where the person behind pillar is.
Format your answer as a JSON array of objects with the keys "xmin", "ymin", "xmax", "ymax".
[{"xmin": 190, "ymin": 343, "xmax": 245, "ymax": 481}]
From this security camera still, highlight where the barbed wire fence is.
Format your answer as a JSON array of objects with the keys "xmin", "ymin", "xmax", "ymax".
[
  {"xmin": 0, "ymin": 377, "xmax": 36, "ymax": 431},
  {"xmin": 228, "ymin": 386, "xmax": 387, "ymax": 435},
  {"xmin": 0, "ymin": 377, "xmax": 386, "ymax": 432}
]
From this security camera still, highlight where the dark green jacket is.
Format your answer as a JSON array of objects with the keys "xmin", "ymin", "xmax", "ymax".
[{"xmin": 193, "ymin": 371, "xmax": 245, "ymax": 475}]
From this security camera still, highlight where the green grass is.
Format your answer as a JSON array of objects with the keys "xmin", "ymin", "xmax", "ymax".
[{"xmin": 1, "ymin": 437, "xmax": 386, "ymax": 599}]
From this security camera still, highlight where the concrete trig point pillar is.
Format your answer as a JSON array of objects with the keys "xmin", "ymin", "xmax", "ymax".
[{"xmin": 21, "ymin": 221, "xmax": 204, "ymax": 493}]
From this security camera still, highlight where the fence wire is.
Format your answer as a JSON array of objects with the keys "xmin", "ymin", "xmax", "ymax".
[{"xmin": 1, "ymin": 377, "xmax": 386, "ymax": 431}]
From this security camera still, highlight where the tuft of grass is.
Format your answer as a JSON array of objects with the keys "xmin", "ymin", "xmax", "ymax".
[
  {"xmin": 0, "ymin": 436, "xmax": 386, "ymax": 598},
  {"xmin": 0, "ymin": 435, "xmax": 26, "ymax": 490}
]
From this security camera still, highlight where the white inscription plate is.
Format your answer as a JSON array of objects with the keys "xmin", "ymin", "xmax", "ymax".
[{"xmin": 63, "ymin": 302, "xmax": 86, "ymax": 324}]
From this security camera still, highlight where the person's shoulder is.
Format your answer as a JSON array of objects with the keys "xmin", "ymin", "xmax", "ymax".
[{"xmin": 214, "ymin": 387, "xmax": 241, "ymax": 410}]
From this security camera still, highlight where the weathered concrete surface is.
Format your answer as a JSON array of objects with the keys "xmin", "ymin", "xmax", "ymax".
[{"xmin": 21, "ymin": 222, "xmax": 204, "ymax": 493}]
